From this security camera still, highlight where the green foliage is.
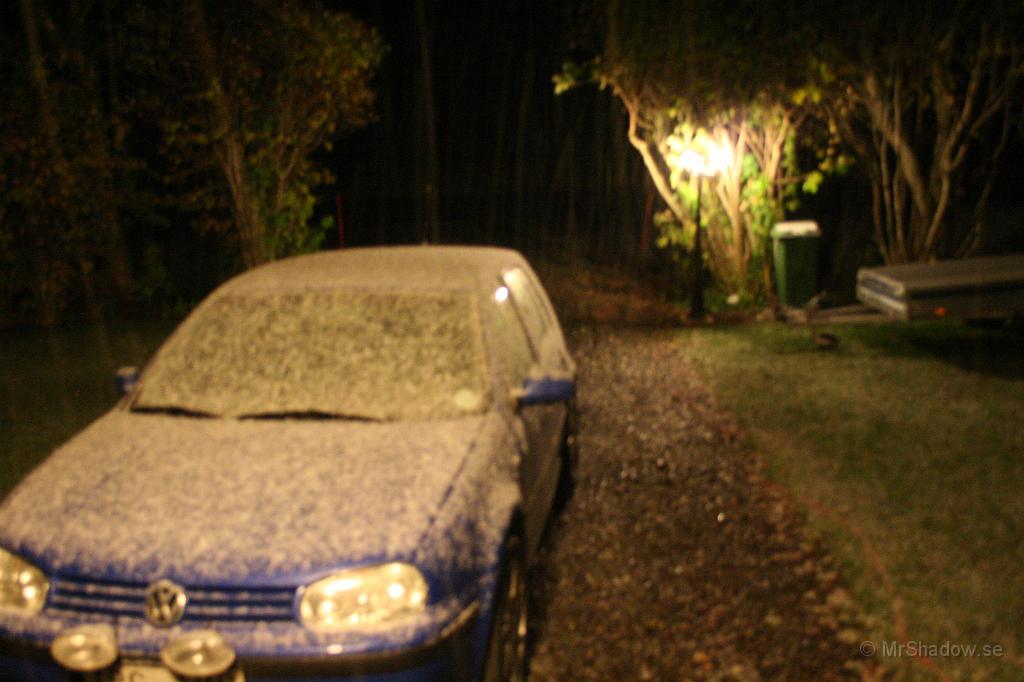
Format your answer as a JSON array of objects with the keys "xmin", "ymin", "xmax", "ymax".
[
  {"xmin": 552, "ymin": 58, "xmax": 599, "ymax": 95},
  {"xmin": 802, "ymin": 171, "xmax": 824, "ymax": 194},
  {"xmin": 653, "ymin": 209, "xmax": 693, "ymax": 253},
  {"xmin": 558, "ymin": 0, "xmax": 836, "ymax": 301},
  {"xmin": 654, "ymin": 104, "xmax": 810, "ymax": 297},
  {"xmin": 1, "ymin": 0, "xmax": 385, "ymax": 323},
  {"xmin": 264, "ymin": 182, "xmax": 330, "ymax": 258},
  {"xmin": 137, "ymin": 0, "xmax": 385, "ymax": 266}
]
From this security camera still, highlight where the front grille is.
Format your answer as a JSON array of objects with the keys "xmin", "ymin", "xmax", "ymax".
[{"xmin": 48, "ymin": 576, "xmax": 296, "ymax": 622}]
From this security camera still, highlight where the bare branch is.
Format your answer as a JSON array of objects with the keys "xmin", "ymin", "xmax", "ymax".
[
  {"xmin": 617, "ymin": 89, "xmax": 685, "ymax": 221},
  {"xmin": 863, "ymin": 72, "xmax": 931, "ymax": 241}
]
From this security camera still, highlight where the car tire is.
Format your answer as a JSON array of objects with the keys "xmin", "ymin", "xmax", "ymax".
[
  {"xmin": 483, "ymin": 534, "xmax": 528, "ymax": 682},
  {"xmin": 554, "ymin": 399, "xmax": 579, "ymax": 509}
]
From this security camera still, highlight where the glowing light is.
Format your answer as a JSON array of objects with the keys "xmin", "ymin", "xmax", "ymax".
[
  {"xmin": 298, "ymin": 563, "xmax": 428, "ymax": 631},
  {"xmin": 707, "ymin": 144, "xmax": 731, "ymax": 175},
  {"xmin": 0, "ymin": 549, "xmax": 48, "ymax": 614},
  {"xmin": 323, "ymin": 577, "xmax": 359, "ymax": 597},
  {"xmin": 678, "ymin": 149, "xmax": 707, "ymax": 176},
  {"xmin": 664, "ymin": 133, "xmax": 733, "ymax": 178},
  {"xmin": 51, "ymin": 625, "xmax": 119, "ymax": 673},
  {"xmin": 494, "ymin": 286, "xmax": 509, "ymax": 303}
]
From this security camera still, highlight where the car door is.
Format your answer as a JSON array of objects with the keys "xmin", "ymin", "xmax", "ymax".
[{"xmin": 496, "ymin": 267, "xmax": 570, "ymax": 553}]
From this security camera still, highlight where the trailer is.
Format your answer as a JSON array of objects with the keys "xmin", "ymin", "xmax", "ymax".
[{"xmin": 856, "ymin": 254, "xmax": 1024, "ymax": 321}]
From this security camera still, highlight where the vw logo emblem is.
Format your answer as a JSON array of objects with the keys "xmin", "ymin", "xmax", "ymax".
[{"xmin": 145, "ymin": 579, "xmax": 188, "ymax": 627}]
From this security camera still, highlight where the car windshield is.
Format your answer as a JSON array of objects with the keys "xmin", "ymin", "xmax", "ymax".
[{"xmin": 133, "ymin": 288, "xmax": 490, "ymax": 421}]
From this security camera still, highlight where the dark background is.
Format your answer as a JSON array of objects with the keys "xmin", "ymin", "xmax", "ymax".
[
  {"xmin": 3, "ymin": 1, "xmax": 1023, "ymax": 323},
  {"xmin": 325, "ymin": 0, "xmax": 1024, "ymax": 288},
  {"xmin": 324, "ymin": 1, "xmax": 667, "ymax": 266}
]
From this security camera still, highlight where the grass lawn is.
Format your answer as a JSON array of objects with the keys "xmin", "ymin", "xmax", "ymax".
[
  {"xmin": 0, "ymin": 318, "xmax": 178, "ymax": 495},
  {"xmin": 680, "ymin": 320, "xmax": 1024, "ymax": 681}
]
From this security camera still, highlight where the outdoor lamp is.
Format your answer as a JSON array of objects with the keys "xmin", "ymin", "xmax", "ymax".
[{"xmin": 667, "ymin": 136, "xmax": 731, "ymax": 318}]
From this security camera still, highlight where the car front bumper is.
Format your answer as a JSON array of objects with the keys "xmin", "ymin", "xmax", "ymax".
[{"xmin": 0, "ymin": 602, "xmax": 480, "ymax": 682}]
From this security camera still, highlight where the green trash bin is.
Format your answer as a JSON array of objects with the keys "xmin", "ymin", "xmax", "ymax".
[{"xmin": 772, "ymin": 221, "xmax": 821, "ymax": 307}]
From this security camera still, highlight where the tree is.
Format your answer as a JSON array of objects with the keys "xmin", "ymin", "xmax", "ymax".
[
  {"xmin": 414, "ymin": 0, "xmax": 440, "ymax": 244},
  {"xmin": 164, "ymin": 0, "xmax": 384, "ymax": 267},
  {"xmin": 2, "ymin": 0, "xmax": 385, "ymax": 322},
  {"xmin": 557, "ymin": 0, "xmax": 820, "ymax": 299},
  {"xmin": 816, "ymin": 1, "xmax": 1024, "ymax": 262},
  {"xmin": 2, "ymin": 0, "xmax": 136, "ymax": 323}
]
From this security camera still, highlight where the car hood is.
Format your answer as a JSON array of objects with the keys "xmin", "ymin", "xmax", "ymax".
[{"xmin": 0, "ymin": 410, "xmax": 489, "ymax": 584}]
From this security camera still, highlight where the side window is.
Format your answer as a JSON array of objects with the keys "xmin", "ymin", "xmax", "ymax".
[
  {"xmin": 493, "ymin": 284, "xmax": 533, "ymax": 386},
  {"xmin": 502, "ymin": 268, "xmax": 548, "ymax": 346}
]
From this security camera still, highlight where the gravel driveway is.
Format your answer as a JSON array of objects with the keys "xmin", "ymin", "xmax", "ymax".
[{"xmin": 527, "ymin": 326, "xmax": 863, "ymax": 681}]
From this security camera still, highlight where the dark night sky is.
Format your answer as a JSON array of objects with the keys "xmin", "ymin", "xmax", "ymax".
[
  {"xmin": 3, "ymin": 0, "xmax": 1021, "ymax": 313},
  {"xmin": 319, "ymin": 1, "xmax": 650, "ymax": 256},
  {"xmin": 323, "ymin": 1, "xmax": 1024, "ymax": 257}
]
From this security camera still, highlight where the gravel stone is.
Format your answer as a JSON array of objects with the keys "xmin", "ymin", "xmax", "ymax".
[{"xmin": 527, "ymin": 326, "xmax": 860, "ymax": 680}]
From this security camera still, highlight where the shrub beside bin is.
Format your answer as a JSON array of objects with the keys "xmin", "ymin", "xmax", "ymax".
[{"xmin": 772, "ymin": 221, "xmax": 821, "ymax": 307}]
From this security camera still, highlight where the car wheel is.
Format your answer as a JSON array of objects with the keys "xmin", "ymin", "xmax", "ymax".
[
  {"xmin": 554, "ymin": 399, "xmax": 579, "ymax": 509},
  {"xmin": 483, "ymin": 535, "xmax": 528, "ymax": 682}
]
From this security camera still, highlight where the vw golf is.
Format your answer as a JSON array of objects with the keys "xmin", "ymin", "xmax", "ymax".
[{"xmin": 0, "ymin": 246, "xmax": 576, "ymax": 681}]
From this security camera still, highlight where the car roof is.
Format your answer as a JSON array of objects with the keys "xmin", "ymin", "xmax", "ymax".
[{"xmin": 214, "ymin": 245, "xmax": 529, "ymax": 297}]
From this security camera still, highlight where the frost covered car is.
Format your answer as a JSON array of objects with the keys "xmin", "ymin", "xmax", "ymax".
[{"xmin": 0, "ymin": 246, "xmax": 577, "ymax": 682}]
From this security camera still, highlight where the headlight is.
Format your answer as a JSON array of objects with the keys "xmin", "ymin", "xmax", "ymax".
[
  {"xmin": 0, "ymin": 547, "xmax": 48, "ymax": 614},
  {"xmin": 298, "ymin": 562, "xmax": 427, "ymax": 631}
]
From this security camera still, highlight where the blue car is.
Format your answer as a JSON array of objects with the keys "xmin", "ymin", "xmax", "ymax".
[{"xmin": 0, "ymin": 246, "xmax": 577, "ymax": 682}]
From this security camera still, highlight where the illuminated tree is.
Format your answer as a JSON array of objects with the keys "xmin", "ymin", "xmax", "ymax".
[
  {"xmin": 816, "ymin": 1, "xmax": 1024, "ymax": 262},
  {"xmin": 163, "ymin": 0, "xmax": 384, "ymax": 267},
  {"xmin": 556, "ymin": 0, "xmax": 821, "ymax": 298}
]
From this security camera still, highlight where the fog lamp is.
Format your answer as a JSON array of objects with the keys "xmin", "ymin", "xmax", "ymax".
[
  {"xmin": 160, "ymin": 629, "xmax": 236, "ymax": 678},
  {"xmin": 0, "ymin": 547, "xmax": 49, "ymax": 614},
  {"xmin": 50, "ymin": 624, "xmax": 118, "ymax": 672}
]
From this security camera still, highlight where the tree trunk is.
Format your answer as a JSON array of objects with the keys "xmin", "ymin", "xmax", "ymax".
[
  {"xmin": 688, "ymin": 179, "xmax": 706, "ymax": 318},
  {"xmin": 850, "ymin": 32, "xmax": 1020, "ymax": 265},
  {"xmin": 21, "ymin": 0, "xmax": 104, "ymax": 323},
  {"xmin": 414, "ymin": 0, "xmax": 440, "ymax": 244},
  {"xmin": 640, "ymin": 181, "xmax": 654, "ymax": 258},
  {"xmin": 618, "ymin": 95, "xmax": 684, "ymax": 223},
  {"xmin": 183, "ymin": 0, "xmax": 266, "ymax": 267},
  {"xmin": 487, "ymin": 33, "xmax": 514, "ymax": 244},
  {"xmin": 97, "ymin": 0, "xmax": 134, "ymax": 297},
  {"xmin": 513, "ymin": 48, "xmax": 534, "ymax": 246}
]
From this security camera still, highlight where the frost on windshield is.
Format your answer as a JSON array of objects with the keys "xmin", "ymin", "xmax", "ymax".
[{"xmin": 135, "ymin": 289, "xmax": 489, "ymax": 420}]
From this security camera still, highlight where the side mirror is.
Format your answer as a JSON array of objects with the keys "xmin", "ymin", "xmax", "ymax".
[
  {"xmin": 115, "ymin": 366, "xmax": 139, "ymax": 397},
  {"xmin": 516, "ymin": 376, "xmax": 576, "ymax": 406}
]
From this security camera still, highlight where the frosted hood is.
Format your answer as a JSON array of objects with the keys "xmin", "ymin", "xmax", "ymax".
[{"xmin": 0, "ymin": 410, "xmax": 488, "ymax": 584}]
